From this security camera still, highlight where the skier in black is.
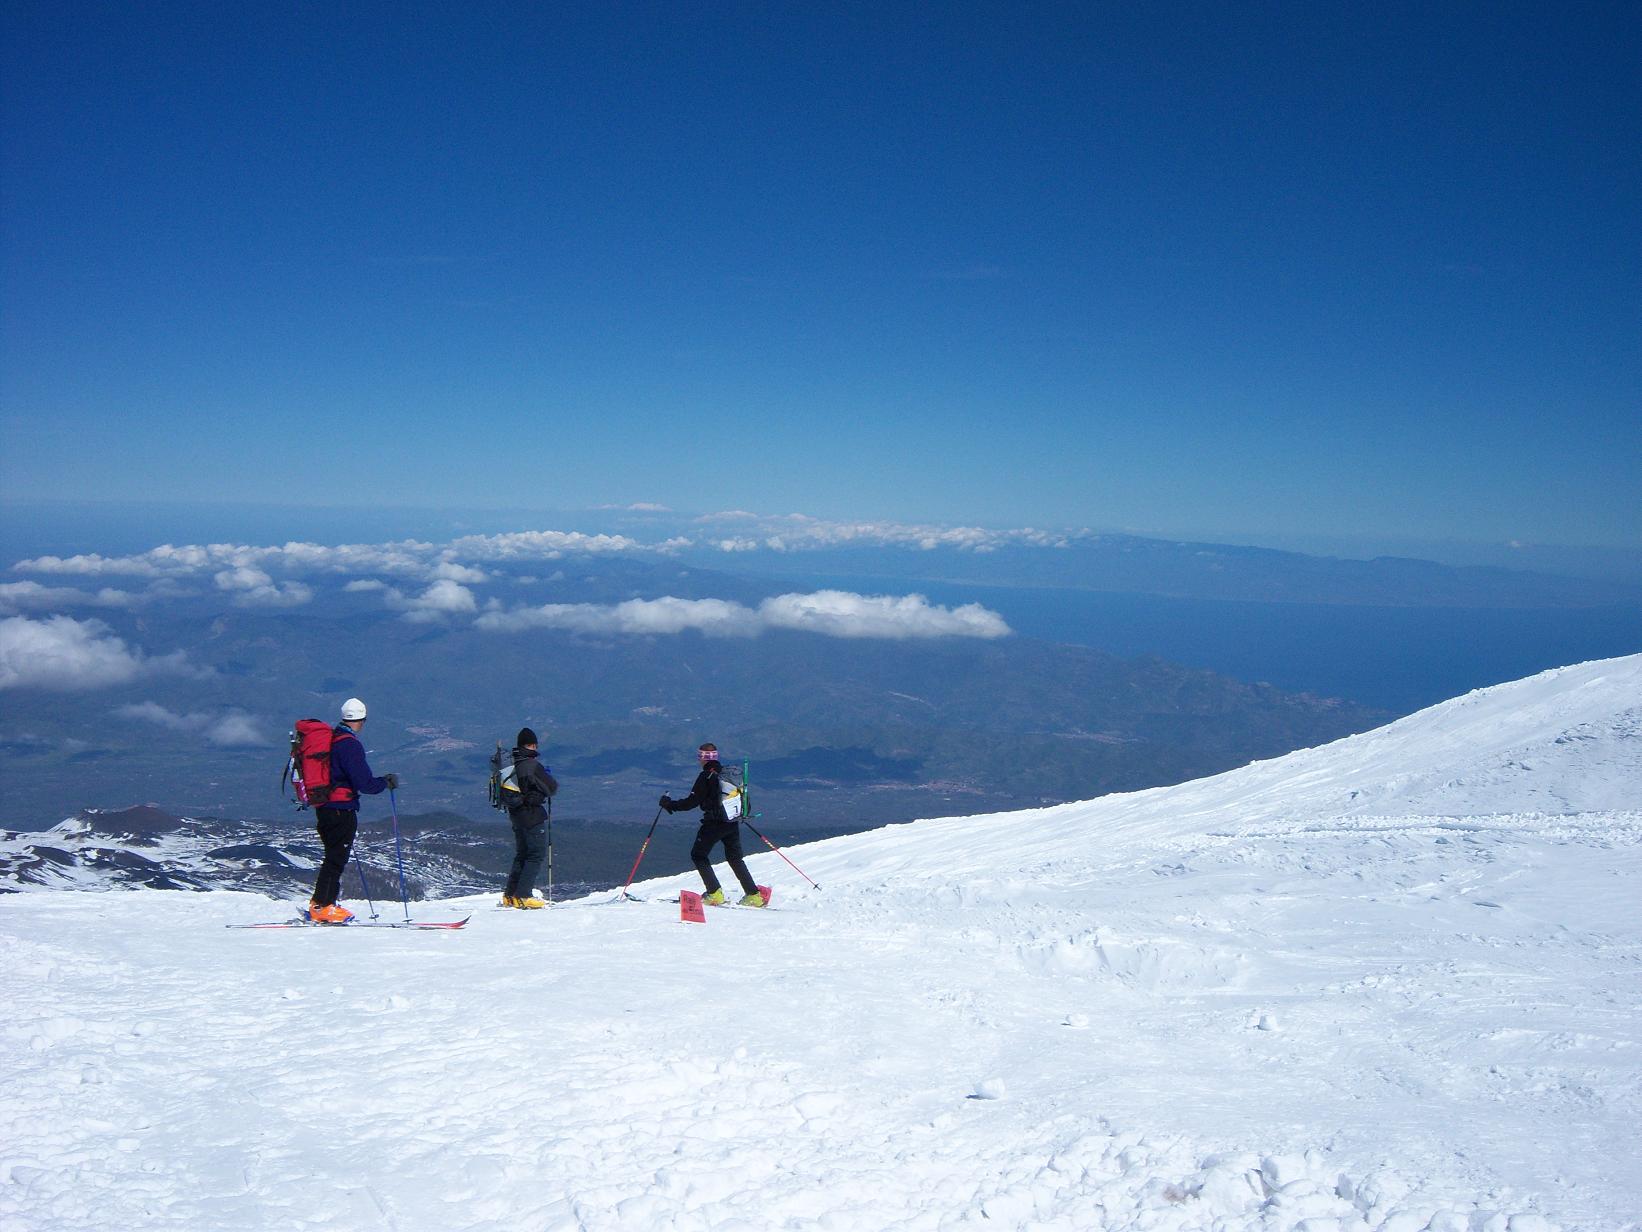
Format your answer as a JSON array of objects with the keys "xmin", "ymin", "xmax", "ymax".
[
  {"xmin": 501, "ymin": 727, "xmax": 558, "ymax": 909},
  {"xmin": 661, "ymin": 742, "xmax": 763, "ymax": 907}
]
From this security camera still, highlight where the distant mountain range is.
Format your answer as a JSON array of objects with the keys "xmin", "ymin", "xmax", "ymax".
[
  {"xmin": 0, "ymin": 804, "xmax": 838, "ymax": 900},
  {"xmin": 686, "ymin": 534, "xmax": 1642, "ymax": 608}
]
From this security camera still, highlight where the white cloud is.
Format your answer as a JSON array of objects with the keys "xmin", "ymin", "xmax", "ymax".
[
  {"xmin": 115, "ymin": 701, "xmax": 268, "ymax": 746},
  {"xmin": 244, "ymin": 583, "xmax": 315, "ymax": 608},
  {"xmin": 445, "ymin": 530, "xmax": 645, "ymax": 561},
  {"xmin": 262, "ymin": 540, "xmax": 438, "ymax": 576},
  {"xmin": 690, "ymin": 512, "xmax": 1090, "ymax": 553},
  {"xmin": 214, "ymin": 566, "xmax": 274, "ymax": 591},
  {"xmin": 210, "ymin": 713, "xmax": 268, "ymax": 747},
  {"xmin": 475, "ymin": 591, "xmax": 1010, "ymax": 641},
  {"xmin": 213, "ymin": 567, "xmax": 313, "ymax": 608},
  {"xmin": 389, "ymin": 579, "xmax": 478, "ymax": 622},
  {"xmin": 760, "ymin": 591, "xmax": 1012, "ymax": 639},
  {"xmin": 429, "ymin": 561, "xmax": 489, "ymax": 584},
  {"xmin": 114, "ymin": 700, "xmax": 197, "ymax": 731},
  {"xmin": 12, "ymin": 551, "xmax": 167, "ymax": 578},
  {"xmin": 0, "ymin": 616, "xmax": 197, "ymax": 691},
  {"xmin": 476, "ymin": 596, "xmax": 759, "ymax": 637},
  {"xmin": 12, "ymin": 534, "xmax": 648, "ymax": 594},
  {"xmin": 608, "ymin": 597, "xmax": 757, "ymax": 636},
  {"xmin": 15, "ymin": 539, "xmax": 440, "ymax": 581},
  {"xmin": 0, "ymin": 580, "xmax": 141, "ymax": 615},
  {"xmin": 417, "ymin": 579, "xmax": 478, "ymax": 613},
  {"xmin": 7, "ymin": 517, "xmax": 1092, "ymax": 618}
]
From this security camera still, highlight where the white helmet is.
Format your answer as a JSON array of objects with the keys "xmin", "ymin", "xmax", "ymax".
[{"xmin": 340, "ymin": 697, "xmax": 368, "ymax": 721}]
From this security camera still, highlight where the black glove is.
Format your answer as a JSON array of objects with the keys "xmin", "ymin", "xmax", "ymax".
[
  {"xmin": 659, "ymin": 794, "xmax": 673, "ymax": 811},
  {"xmin": 384, "ymin": 773, "xmax": 400, "ymax": 790}
]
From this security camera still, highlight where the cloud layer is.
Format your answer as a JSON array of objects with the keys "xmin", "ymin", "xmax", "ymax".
[
  {"xmin": 114, "ymin": 702, "xmax": 268, "ymax": 747},
  {"xmin": 762, "ymin": 591, "xmax": 1011, "ymax": 639},
  {"xmin": 690, "ymin": 512, "xmax": 1091, "ymax": 554},
  {"xmin": 11, "ymin": 514, "xmax": 1089, "ymax": 589},
  {"xmin": 387, "ymin": 579, "xmax": 479, "ymax": 622},
  {"xmin": 8, "ymin": 513, "xmax": 1063, "ymax": 635},
  {"xmin": 0, "ymin": 580, "xmax": 141, "ymax": 615},
  {"xmin": 475, "ymin": 591, "xmax": 1010, "ymax": 640},
  {"xmin": 213, "ymin": 567, "xmax": 314, "ymax": 608},
  {"xmin": 0, "ymin": 616, "xmax": 196, "ymax": 691}
]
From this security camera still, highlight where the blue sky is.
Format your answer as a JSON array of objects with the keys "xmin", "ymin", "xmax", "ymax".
[{"xmin": 3, "ymin": 2, "xmax": 1638, "ymax": 549}]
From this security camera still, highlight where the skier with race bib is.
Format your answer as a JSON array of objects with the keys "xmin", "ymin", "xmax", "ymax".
[{"xmin": 660, "ymin": 742, "xmax": 764, "ymax": 907}]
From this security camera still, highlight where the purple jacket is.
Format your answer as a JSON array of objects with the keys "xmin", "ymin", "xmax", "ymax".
[{"xmin": 328, "ymin": 723, "xmax": 388, "ymax": 811}]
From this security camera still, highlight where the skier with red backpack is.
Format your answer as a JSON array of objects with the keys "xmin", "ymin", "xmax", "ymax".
[{"xmin": 303, "ymin": 697, "xmax": 397, "ymax": 923}]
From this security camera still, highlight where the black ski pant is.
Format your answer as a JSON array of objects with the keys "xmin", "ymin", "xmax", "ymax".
[
  {"xmin": 505, "ymin": 816, "xmax": 547, "ymax": 898},
  {"xmin": 312, "ymin": 807, "xmax": 358, "ymax": 907},
  {"xmin": 691, "ymin": 820, "xmax": 757, "ymax": 896}
]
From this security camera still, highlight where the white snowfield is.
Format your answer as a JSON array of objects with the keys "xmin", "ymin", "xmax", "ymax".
[{"xmin": 3, "ymin": 656, "xmax": 1639, "ymax": 1232}]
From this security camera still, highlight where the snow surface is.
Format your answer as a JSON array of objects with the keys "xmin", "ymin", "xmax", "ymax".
[{"xmin": 3, "ymin": 655, "xmax": 1639, "ymax": 1231}]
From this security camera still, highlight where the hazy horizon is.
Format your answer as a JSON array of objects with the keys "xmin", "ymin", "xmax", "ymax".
[{"xmin": 4, "ymin": 496, "xmax": 1640, "ymax": 586}]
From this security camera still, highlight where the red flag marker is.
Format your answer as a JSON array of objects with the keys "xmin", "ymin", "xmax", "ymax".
[{"xmin": 679, "ymin": 891, "xmax": 706, "ymax": 924}]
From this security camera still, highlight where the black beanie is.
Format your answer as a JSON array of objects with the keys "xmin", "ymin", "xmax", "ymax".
[{"xmin": 517, "ymin": 727, "xmax": 538, "ymax": 748}]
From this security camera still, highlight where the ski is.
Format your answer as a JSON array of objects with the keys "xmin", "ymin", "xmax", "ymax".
[
  {"xmin": 641, "ymin": 884, "xmax": 775, "ymax": 910},
  {"xmin": 645, "ymin": 897, "xmax": 777, "ymax": 908},
  {"xmin": 229, "ymin": 915, "xmax": 471, "ymax": 930},
  {"xmin": 359, "ymin": 917, "xmax": 470, "ymax": 929}
]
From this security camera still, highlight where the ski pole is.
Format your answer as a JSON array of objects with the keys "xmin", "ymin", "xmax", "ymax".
[
  {"xmin": 546, "ymin": 791, "xmax": 554, "ymax": 906},
  {"xmin": 354, "ymin": 855, "xmax": 379, "ymax": 920},
  {"xmin": 740, "ymin": 816, "xmax": 821, "ymax": 890},
  {"xmin": 389, "ymin": 787, "xmax": 411, "ymax": 921},
  {"xmin": 620, "ymin": 807, "xmax": 664, "ymax": 899}
]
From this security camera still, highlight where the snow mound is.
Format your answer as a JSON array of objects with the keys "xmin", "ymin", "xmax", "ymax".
[{"xmin": 782, "ymin": 654, "xmax": 1642, "ymax": 886}]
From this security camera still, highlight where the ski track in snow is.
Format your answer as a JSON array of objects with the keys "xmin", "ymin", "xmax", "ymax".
[{"xmin": 3, "ymin": 655, "xmax": 1640, "ymax": 1231}]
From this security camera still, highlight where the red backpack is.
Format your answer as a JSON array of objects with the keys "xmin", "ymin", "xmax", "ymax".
[{"xmin": 282, "ymin": 719, "xmax": 357, "ymax": 810}]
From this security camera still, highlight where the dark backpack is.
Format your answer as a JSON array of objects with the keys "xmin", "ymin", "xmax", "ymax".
[
  {"xmin": 487, "ymin": 742, "xmax": 517, "ymax": 811},
  {"xmin": 488, "ymin": 742, "xmax": 546, "ymax": 812}
]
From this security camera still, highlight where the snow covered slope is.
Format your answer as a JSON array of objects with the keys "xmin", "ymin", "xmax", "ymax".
[{"xmin": 3, "ymin": 656, "xmax": 1638, "ymax": 1231}]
